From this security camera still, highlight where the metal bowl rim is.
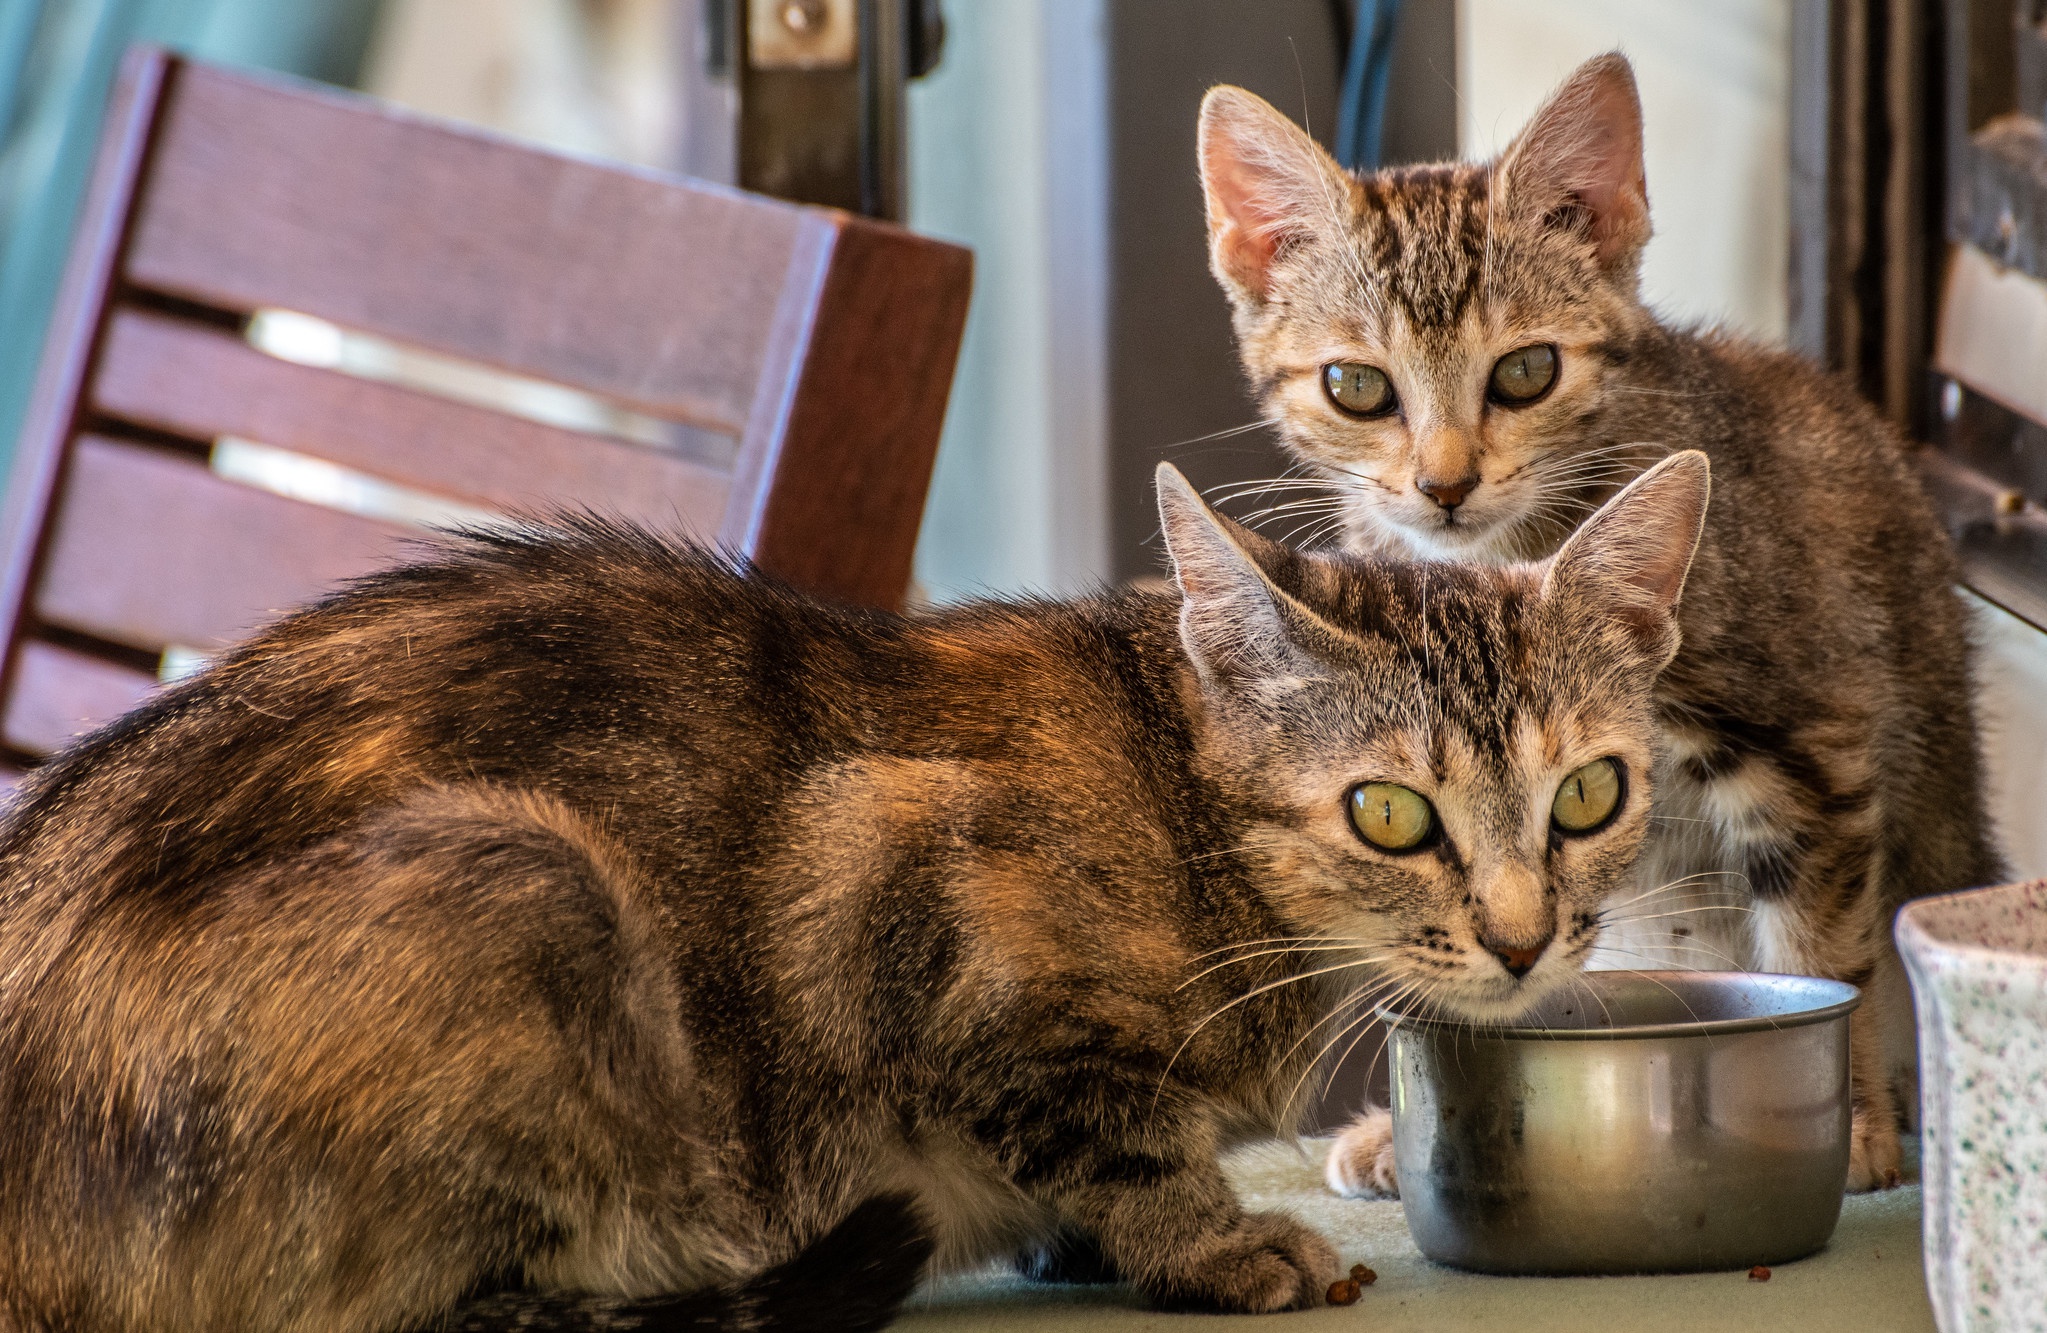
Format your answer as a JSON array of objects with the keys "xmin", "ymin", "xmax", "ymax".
[{"xmin": 1376, "ymin": 969, "xmax": 1861, "ymax": 1040}]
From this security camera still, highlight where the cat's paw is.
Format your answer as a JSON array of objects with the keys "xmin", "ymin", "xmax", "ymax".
[
  {"xmin": 1146, "ymin": 1211, "xmax": 1336, "ymax": 1313},
  {"xmin": 1845, "ymin": 1107, "xmax": 1904, "ymax": 1192},
  {"xmin": 1325, "ymin": 1106, "xmax": 1399, "ymax": 1199}
]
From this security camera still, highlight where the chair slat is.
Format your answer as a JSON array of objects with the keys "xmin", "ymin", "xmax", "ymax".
[
  {"xmin": 37, "ymin": 436, "xmax": 413, "ymax": 652},
  {"xmin": 123, "ymin": 62, "xmax": 810, "ymax": 434},
  {"xmin": 0, "ymin": 51, "xmax": 168, "ymax": 730},
  {"xmin": 4, "ymin": 640, "xmax": 157, "ymax": 757},
  {"xmin": 90, "ymin": 308, "xmax": 734, "ymax": 536}
]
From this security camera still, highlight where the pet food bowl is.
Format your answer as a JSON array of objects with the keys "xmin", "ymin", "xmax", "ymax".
[
  {"xmin": 1897, "ymin": 880, "xmax": 2047, "ymax": 1333},
  {"xmin": 1381, "ymin": 970, "xmax": 1859, "ymax": 1275}
]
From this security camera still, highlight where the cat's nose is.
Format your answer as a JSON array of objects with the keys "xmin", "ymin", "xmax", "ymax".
[
  {"xmin": 1417, "ymin": 473, "xmax": 1479, "ymax": 510},
  {"xmin": 1483, "ymin": 937, "xmax": 1549, "ymax": 979}
]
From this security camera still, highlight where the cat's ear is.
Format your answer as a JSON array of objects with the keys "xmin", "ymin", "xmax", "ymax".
[
  {"xmin": 1541, "ymin": 450, "xmax": 1710, "ymax": 665},
  {"xmin": 1156, "ymin": 463, "xmax": 1340, "ymax": 686},
  {"xmin": 1495, "ymin": 52, "xmax": 1650, "ymax": 277},
  {"xmin": 1198, "ymin": 85, "xmax": 1353, "ymax": 302}
]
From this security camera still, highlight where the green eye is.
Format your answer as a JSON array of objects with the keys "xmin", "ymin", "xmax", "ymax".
[
  {"xmin": 1349, "ymin": 783, "xmax": 1436, "ymax": 852},
  {"xmin": 1551, "ymin": 758, "xmax": 1622, "ymax": 833},
  {"xmin": 1324, "ymin": 362, "xmax": 1396, "ymax": 417},
  {"xmin": 1488, "ymin": 343, "xmax": 1558, "ymax": 405}
]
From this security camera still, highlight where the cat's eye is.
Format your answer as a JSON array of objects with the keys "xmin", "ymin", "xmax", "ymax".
[
  {"xmin": 1551, "ymin": 758, "xmax": 1623, "ymax": 834},
  {"xmin": 1324, "ymin": 363, "xmax": 1396, "ymax": 417},
  {"xmin": 1348, "ymin": 783, "xmax": 1436, "ymax": 852},
  {"xmin": 1488, "ymin": 344, "xmax": 1558, "ymax": 405}
]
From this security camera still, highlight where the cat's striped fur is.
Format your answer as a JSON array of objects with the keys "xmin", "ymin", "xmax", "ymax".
[
  {"xmin": 0, "ymin": 459, "xmax": 1708, "ymax": 1330},
  {"xmin": 1197, "ymin": 53, "xmax": 2001, "ymax": 1196}
]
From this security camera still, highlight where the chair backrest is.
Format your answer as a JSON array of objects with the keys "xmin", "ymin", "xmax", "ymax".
[{"xmin": 0, "ymin": 46, "xmax": 970, "ymax": 769}]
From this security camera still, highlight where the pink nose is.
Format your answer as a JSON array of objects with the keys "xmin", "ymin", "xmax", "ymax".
[
  {"xmin": 1485, "ymin": 941, "xmax": 1547, "ymax": 979},
  {"xmin": 1417, "ymin": 474, "xmax": 1478, "ymax": 509}
]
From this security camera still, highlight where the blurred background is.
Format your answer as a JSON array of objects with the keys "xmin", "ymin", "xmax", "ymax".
[
  {"xmin": 0, "ymin": 0, "xmax": 1795, "ymax": 598},
  {"xmin": 2, "ymin": 0, "xmax": 2045, "ymax": 878}
]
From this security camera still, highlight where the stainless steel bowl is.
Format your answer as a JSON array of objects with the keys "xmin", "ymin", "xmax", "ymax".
[{"xmin": 1383, "ymin": 970, "xmax": 1859, "ymax": 1275}]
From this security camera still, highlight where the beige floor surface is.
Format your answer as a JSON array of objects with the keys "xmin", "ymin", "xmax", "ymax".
[{"xmin": 897, "ymin": 1139, "xmax": 1934, "ymax": 1332}]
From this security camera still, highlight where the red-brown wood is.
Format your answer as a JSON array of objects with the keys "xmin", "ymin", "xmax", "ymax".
[
  {"xmin": 90, "ymin": 308, "xmax": 734, "ymax": 536},
  {"xmin": 0, "ymin": 49, "xmax": 167, "ymax": 754},
  {"xmin": 38, "ymin": 436, "xmax": 412, "ymax": 653},
  {"xmin": 3, "ymin": 640, "xmax": 156, "ymax": 756},
  {"xmin": 729, "ymin": 217, "xmax": 974, "ymax": 604},
  {"xmin": 123, "ymin": 62, "xmax": 810, "ymax": 434},
  {"xmin": 0, "ymin": 47, "xmax": 970, "ymax": 768}
]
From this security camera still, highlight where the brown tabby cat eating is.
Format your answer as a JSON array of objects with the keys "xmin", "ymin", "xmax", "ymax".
[
  {"xmin": 1196, "ymin": 52, "xmax": 2001, "ymax": 1197},
  {"xmin": 0, "ymin": 455, "xmax": 1707, "ymax": 1331}
]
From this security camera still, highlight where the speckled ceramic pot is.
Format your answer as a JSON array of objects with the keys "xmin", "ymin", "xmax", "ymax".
[{"xmin": 1896, "ymin": 880, "xmax": 2047, "ymax": 1333}]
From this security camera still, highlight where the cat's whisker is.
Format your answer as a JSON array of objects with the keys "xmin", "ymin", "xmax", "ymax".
[
  {"xmin": 1595, "ymin": 899, "xmax": 1755, "ymax": 928},
  {"xmin": 1566, "ymin": 971, "xmax": 1620, "ymax": 1031},
  {"xmin": 1601, "ymin": 898, "xmax": 1752, "ymax": 923},
  {"xmin": 1204, "ymin": 468, "xmax": 1330, "ymax": 508},
  {"xmin": 1538, "ymin": 459, "xmax": 1640, "ymax": 479},
  {"xmin": 1309, "ymin": 967, "xmax": 1477, "ymax": 1114},
  {"xmin": 1599, "ymin": 879, "xmax": 1755, "ymax": 908},
  {"xmin": 1177, "ymin": 942, "xmax": 1391, "ymax": 989},
  {"xmin": 1519, "ymin": 480, "xmax": 1628, "ymax": 511},
  {"xmin": 1591, "ymin": 942, "xmax": 1746, "ymax": 976},
  {"xmin": 1285, "ymin": 515, "xmax": 1353, "ymax": 549},
  {"xmin": 1603, "ymin": 903, "xmax": 1758, "ymax": 926},
  {"xmin": 1166, "ymin": 843, "xmax": 1256, "ymax": 870},
  {"xmin": 1521, "ymin": 465, "xmax": 1642, "ymax": 496},
  {"xmin": 1280, "ymin": 973, "xmax": 1430, "ymax": 1125},
  {"xmin": 1159, "ymin": 418, "xmax": 1283, "ymax": 455},
  {"xmin": 1280, "ymin": 1003, "xmax": 1382, "ymax": 1127},
  {"xmin": 1523, "ymin": 477, "xmax": 1632, "ymax": 508},
  {"xmin": 1182, "ymin": 933, "xmax": 1375, "ymax": 962},
  {"xmin": 1171, "ymin": 956, "xmax": 1388, "ymax": 1059},
  {"xmin": 1593, "ymin": 930, "xmax": 1749, "ymax": 960},
  {"xmin": 1154, "ymin": 954, "xmax": 1395, "ymax": 1120},
  {"xmin": 1271, "ymin": 971, "xmax": 1416, "ymax": 1122},
  {"xmin": 1237, "ymin": 497, "xmax": 1351, "ymax": 524},
  {"xmin": 1599, "ymin": 870, "xmax": 1752, "ymax": 914}
]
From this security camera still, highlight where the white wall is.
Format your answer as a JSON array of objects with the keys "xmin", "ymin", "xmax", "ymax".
[
  {"xmin": 906, "ymin": 0, "xmax": 1110, "ymax": 601},
  {"xmin": 1972, "ymin": 595, "xmax": 2047, "ymax": 880},
  {"xmin": 1456, "ymin": 0, "xmax": 1791, "ymax": 343}
]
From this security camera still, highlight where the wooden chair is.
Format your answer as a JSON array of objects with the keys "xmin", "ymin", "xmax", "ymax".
[{"xmin": 0, "ymin": 46, "xmax": 971, "ymax": 772}]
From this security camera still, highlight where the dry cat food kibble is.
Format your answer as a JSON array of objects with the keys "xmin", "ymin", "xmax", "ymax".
[
  {"xmin": 1326, "ymin": 1264, "xmax": 1378, "ymax": 1305},
  {"xmin": 1749, "ymin": 1265, "xmax": 1772, "ymax": 1282}
]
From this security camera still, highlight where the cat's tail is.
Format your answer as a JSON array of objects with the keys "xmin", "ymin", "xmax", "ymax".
[{"xmin": 444, "ymin": 1194, "xmax": 934, "ymax": 1333}]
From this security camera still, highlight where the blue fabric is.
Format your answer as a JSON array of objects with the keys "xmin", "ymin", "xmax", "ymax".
[
  {"xmin": 1334, "ymin": 0, "xmax": 1402, "ymax": 172},
  {"xmin": 0, "ymin": 0, "xmax": 381, "ymax": 479}
]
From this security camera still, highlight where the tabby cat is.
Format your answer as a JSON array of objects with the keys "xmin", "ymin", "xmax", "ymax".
[
  {"xmin": 0, "ymin": 456, "xmax": 1708, "ymax": 1331},
  {"xmin": 1195, "ymin": 53, "xmax": 2001, "ymax": 1197}
]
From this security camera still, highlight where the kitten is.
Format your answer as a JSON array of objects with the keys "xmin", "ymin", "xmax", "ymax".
[
  {"xmin": 0, "ymin": 457, "xmax": 1707, "ymax": 1331},
  {"xmin": 1196, "ymin": 52, "xmax": 2002, "ymax": 1197}
]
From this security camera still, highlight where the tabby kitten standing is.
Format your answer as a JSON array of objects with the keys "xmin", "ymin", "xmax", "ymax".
[
  {"xmin": 0, "ymin": 458, "xmax": 1708, "ymax": 1331},
  {"xmin": 1197, "ymin": 53, "xmax": 2001, "ymax": 1195}
]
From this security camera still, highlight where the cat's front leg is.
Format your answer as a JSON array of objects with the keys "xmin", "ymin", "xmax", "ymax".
[
  {"xmin": 1744, "ymin": 833, "xmax": 1906, "ymax": 1192},
  {"xmin": 1324, "ymin": 1105, "xmax": 1398, "ymax": 1198},
  {"xmin": 1844, "ymin": 1000, "xmax": 1905, "ymax": 1191},
  {"xmin": 1009, "ymin": 1106, "xmax": 1335, "ymax": 1310},
  {"xmin": 1060, "ymin": 1165, "xmax": 1336, "ymax": 1313}
]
